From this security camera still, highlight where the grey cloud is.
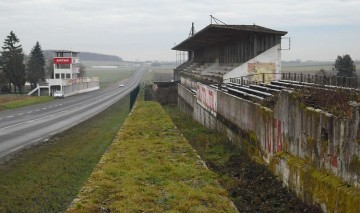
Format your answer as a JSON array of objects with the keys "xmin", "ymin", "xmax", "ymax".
[{"xmin": 0, "ymin": 0, "xmax": 359, "ymax": 61}]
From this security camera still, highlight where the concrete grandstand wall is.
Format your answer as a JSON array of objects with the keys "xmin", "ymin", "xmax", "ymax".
[{"xmin": 178, "ymin": 82, "xmax": 360, "ymax": 212}]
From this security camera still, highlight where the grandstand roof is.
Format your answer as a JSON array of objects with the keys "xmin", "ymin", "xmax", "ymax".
[{"xmin": 172, "ymin": 24, "xmax": 287, "ymax": 51}]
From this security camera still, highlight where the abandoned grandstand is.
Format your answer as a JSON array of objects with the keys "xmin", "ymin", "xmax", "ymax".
[{"xmin": 173, "ymin": 23, "xmax": 360, "ymax": 212}]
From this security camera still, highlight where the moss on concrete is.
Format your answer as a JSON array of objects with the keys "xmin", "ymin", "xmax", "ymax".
[
  {"xmin": 349, "ymin": 155, "xmax": 360, "ymax": 177},
  {"xmin": 306, "ymin": 137, "xmax": 316, "ymax": 154},
  {"xmin": 270, "ymin": 153, "xmax": 360, "ymax": 213}
]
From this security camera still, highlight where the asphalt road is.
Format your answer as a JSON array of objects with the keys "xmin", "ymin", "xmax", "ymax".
[{"xmin": 0, "ymin": 66, "xmax": 146, "ymax": 159}]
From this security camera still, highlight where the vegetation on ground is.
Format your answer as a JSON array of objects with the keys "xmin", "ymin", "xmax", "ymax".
[
  {"xmin": 292, "ymin": 87, "xmax": 360, "ymax": 117},
  {"xmin": 165, "ymin": 106, "xmax": 321, "ymax": 212},
  {"xmin": 0, "ymin": 95, "xmax": 53, "ymax": 111},
  {"xmin": 67, "ymin": 99, "xmax": 237, "ymax": 212},
  {"xmin": 0, "ymin": 95, "xmax": 130, "ymax": 212}
]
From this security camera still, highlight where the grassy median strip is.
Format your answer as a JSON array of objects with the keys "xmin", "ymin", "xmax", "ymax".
[
  {"xmin": 0, "ymin": 95, "xmax": 53, "ymax": 111},
  {"xmin": 0, "ymin": 96, "xmax": 130, "ymax": 212},
  {"xmin": 67, "ymin": 99, "xmax": 237, "ymax": 212}
]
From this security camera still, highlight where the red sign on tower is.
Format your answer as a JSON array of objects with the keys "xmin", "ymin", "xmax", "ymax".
[{"xmin": 53, "ymin": 58, "xmax": 72, "ymax": 64}]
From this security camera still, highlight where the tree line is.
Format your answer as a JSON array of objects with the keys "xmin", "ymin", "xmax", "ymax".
[{"xmin": 0, "ymin": 31, "xmax": 85, "ymax": 94}]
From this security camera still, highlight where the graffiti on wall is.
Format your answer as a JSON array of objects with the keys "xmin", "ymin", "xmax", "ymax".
[
  {"xmin": 274, "ymin": 119, "xmax": 283, "ymax": 152},
  {"xmin": 196, "ymin": 82, "xmax": 217, "ymax": 116},
  {"xmin": 264, "ymin": 118, "xmax": 283, "ymax": 154},
  {"xmin": 248, "ymin": 62, "xmax": 276, "ymax": 83}
]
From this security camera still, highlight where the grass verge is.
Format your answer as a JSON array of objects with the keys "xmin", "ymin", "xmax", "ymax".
[
  {"xmin": 0, "ymin": 95, "xmax": 53, "ymax": 111},
  {"xmin": 0, "ymin": 95, "xmax": 130, "ymax": 212},
  {"xmin": 67, "ymin": 98, "xmax": 237, "ymax": 212}
]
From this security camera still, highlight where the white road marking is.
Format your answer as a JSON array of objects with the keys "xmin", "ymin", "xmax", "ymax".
[
  {"xmin": 17, "ymin": 113, "xmax": 24, "ymax": 116},
  {"xmin": 6, "ymin": 116, "xmax": 14, "ymax": 118},
  {"xmin": 27, "ymin": 111, "xmax": 33, "ymax": 113},
  {"xmin": 0, "ymin": 111, "xmax": 60, "ymax": 131},
  {"xmin": 42, "ymin": 108, "xmax": 47, "ymax": 110},
  {"xmin": 9, "ymin": 145, "xmax": 24, "ymax": 153}
]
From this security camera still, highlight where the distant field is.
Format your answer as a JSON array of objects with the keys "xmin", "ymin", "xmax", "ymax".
[
  {"xmin": 142, "ymin": 64, "xmax": 175, "ymax": 84},
  {"xmin": 81, "ymin": 60, "xmax": 139, "ymax": 67},
  {"xmin": 82, "ymin": 61, "xmax": 139, "ymax": 87},
  {"xmin": 282, "ymin": 61, "xmax": 360, "ymax": 75},
  {"xmin": 149, "ymin": 64, "xmax": 175, "ymax": 75}
]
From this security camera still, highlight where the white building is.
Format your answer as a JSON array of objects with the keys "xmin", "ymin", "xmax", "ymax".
[{"xmin": 28, "ymin": 50, "xmax": 99, "ymax": 97}]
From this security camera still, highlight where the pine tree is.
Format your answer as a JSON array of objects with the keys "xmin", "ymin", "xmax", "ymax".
[
  {"xmin": 26, "ymin": 41, "xmax": 45, "ymax": 89},
  {"xmin": 1, "ymin": 31, "xmax": 26, "ymax": 93},
  {"xmin": 45, "ymin": 58, "xmax": 54, "ymax": 79}
]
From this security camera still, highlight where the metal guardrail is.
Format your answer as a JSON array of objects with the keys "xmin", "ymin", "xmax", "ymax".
[{"xmin": 229, "ymin": 73, "xmax": 360, "ymax": 89}]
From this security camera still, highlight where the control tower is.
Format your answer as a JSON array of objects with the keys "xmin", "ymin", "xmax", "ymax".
[
  {"xmin": 53, "ymin": 50, "xmax": 80, "ymax": 80},
  {"xmin": 28, "ymin": 50, "xmax": 99, "ymax": 97}
]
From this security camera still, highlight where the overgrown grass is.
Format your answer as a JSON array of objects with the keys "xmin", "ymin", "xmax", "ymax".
[
  {"xmin": 0, "ymin": 95, "xmax": 54, "ymax": 111},
  {"xmin": 0, "ymin": 95, "xmax": 130, "ymax": 212},
  {"xmin": 67, "ymin": 98, "xmax": 237, "ymax": 212},
  {"xmin": 164, "ymin": 107, "xmax": 235, "ymax": 168}
]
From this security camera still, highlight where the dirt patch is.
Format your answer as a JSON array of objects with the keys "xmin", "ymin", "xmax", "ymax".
[{"xmin": 209, "ymin": 152, "xmax": 321, "ymax": 212}]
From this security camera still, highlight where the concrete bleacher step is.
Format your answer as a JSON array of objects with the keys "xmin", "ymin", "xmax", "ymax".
[
  {"xmin": 227, "ymin": 83, "xmax": 273, "ymax": 98},
  {"xmin": 226, "ymin": 87, "xmax": 264, "ymax": 101},
  {"xmin": 209, "ymin": 84, "xmax": 218, "ymax": 89},
  {"xmin": 259, "ymin": 82, "xmax": 286, "ymax": 90},
  {"xmin": 271, "ymin": 81, "xmax": 299, "ymax": 89},
  {"xmin": 239, "ymin": 86, "xmax": 273, "ymax": 98},
  {"xmin": 249, "ymin": 84, "xmax": 281, "ymax": 94},
  {"xmin": 280, "ymin": 80, "xmax": 328, "ymax": 88},
  {"xmin": 272, "ymin": 80, "xmax": 314, "ymax": 89}
]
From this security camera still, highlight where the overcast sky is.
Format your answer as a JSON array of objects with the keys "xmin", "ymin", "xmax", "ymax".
[{"xmin": 0, "ymin": 0, "xmax": 359, "ymax": 62}]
